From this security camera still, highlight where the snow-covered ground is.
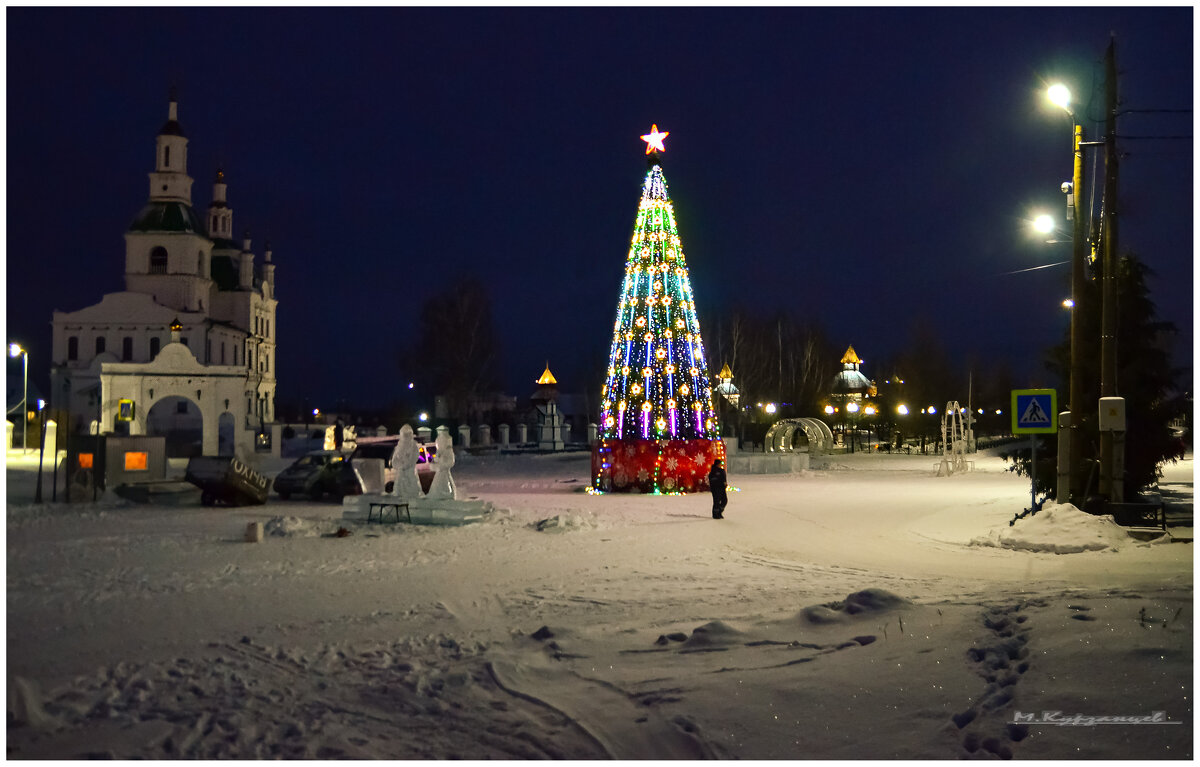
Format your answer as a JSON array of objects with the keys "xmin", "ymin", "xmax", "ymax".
[{"xmin": 6, "ymin": 446, "xmax": 1193, "ymax": 759}]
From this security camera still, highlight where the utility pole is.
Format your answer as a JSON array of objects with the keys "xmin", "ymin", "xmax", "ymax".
[
  {"xmin": 1067, "ymin": 122, "xmax": 1088, "ymax": 504},
  {"xmin": 1099, "ymin": 36, "xmax": 1122, "ymax": 501}
]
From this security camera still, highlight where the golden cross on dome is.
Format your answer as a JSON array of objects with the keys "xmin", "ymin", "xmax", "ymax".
[{"xmin": 640, "ymin": 124, "xmax": 669, "ymax": 154}]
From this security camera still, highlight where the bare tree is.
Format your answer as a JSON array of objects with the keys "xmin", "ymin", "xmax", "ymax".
[{"xmin": 401, "ymin": 275, "xmax": 500, "ymax": 425}]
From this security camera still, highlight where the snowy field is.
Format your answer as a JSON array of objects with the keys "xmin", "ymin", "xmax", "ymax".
[{"xmin": 6, "ymin": 446, "xmax": 1193, "ymax": 759}]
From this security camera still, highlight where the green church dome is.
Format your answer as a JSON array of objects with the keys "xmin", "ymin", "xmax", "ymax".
[{"xmin": 128, "ymin": 201, "xmax": 206, "ymax": 234}]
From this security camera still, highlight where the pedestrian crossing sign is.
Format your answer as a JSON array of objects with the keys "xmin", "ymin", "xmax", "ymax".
[{"xmin": 1011, "ymin": 389, "xmax": 1057, "ymax": 434}]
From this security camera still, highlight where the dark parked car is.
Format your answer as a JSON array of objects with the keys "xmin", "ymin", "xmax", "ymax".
[
  {"xmin": 273, "ymin": 450, "xmax": 350, "ymax": 500},
  {"xmin": 336, "ymin": 436, "xmax": 437, "ymax": 496}
]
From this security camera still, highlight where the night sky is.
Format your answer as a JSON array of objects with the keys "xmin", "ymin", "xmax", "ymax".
[{"xmin": 6, "ymin": 7, "xmax": 1193, "ymax": 413}]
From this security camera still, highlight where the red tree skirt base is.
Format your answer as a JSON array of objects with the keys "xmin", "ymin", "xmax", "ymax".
[{"xmin": 591, "ymin": 438, "xmax": 726, "ymax": 494}]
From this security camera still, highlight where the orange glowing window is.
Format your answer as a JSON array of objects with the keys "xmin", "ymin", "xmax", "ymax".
[
  {"xmin": 78, "ymin": 453, "xmax": 93, "ymax": 469},
  {"xmin": 124, "ymin": 452, "xmax": 148, "ymax": 471}
]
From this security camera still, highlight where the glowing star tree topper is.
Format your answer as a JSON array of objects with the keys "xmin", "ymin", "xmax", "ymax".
[
  {"xmin": 590, "ymin": 125, "xmax": 725, "ymax": 495},
  {"xmin": 640, "ymin": 124, "xmax": 669, "ymax": 154}
]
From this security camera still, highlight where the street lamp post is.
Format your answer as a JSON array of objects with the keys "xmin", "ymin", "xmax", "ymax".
[
  {"xmin": 35, "ymin": 399, "xmax": 46, "ymax": 503},
  {"xmin": 1047, "ymin": 85, "xmax": 1094, "ymax": 505},
  {"xmin": 846, "ymin": 401, "xmax": 860, "ymax": 453},
  {"xmin": 9, "ymin": 343, "xmax": 28, "ymax": 452}
]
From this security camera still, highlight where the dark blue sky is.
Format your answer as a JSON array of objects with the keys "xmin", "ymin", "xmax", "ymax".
[{"xmin": 7, "ymin": 7, "xmax": 1193, "ymax": 411}]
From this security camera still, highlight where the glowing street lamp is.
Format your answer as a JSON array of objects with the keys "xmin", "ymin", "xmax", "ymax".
[
  {"xmin": 9, "ymin": 342, "xmax": 27, "ymax": 451},
  {"xmin": 1047, "ymin": 83, "xmax": 1072, "ymax": 114}
]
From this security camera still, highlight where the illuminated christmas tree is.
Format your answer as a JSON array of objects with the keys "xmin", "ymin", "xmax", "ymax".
[{"xmin": 591, "ymin": 125, "xmax": 724, "ymax": 494}]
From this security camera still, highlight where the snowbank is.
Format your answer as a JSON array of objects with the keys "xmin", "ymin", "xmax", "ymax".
[{"xmin": 970, "ymin": 502, "xmax": 1160, "ymax": 554}]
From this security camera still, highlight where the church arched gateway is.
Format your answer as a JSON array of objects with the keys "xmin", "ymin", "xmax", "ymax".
[{"xmin": 99, "ymin": 341, "xmax": 255, "ymax": 457}]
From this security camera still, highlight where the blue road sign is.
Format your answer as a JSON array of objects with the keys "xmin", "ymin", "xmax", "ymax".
[{"xmin": 1011, "ymin": 389, "xmax": 1057, "ymax": 434}]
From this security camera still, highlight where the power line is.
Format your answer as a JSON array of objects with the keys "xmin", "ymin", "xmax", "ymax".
[
  {"xmin": 1119, "ymin": 108, "xmax": 1192, "ymax": 114},
  {"xmin": 1118, "ymin": 134, "xmax": 1192, "ymax": 140},
  {"xmin": 997, "ymin": 260, "xmax": 1070, "ymax": 276}
]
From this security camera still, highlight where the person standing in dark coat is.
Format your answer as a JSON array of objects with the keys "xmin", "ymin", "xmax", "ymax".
[{"xmin": 708, "ymin": 459, "xmax": 727, "ymax": 519}]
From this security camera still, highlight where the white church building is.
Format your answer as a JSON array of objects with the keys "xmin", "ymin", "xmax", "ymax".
[{"xmin": 50, "ymin": 95, "xmax": 278, "ymax": 457}]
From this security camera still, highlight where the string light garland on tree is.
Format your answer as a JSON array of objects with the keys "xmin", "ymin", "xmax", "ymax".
[{"xmin": 591, "ymin": 125, "xmax": 725, "ymax": 494}]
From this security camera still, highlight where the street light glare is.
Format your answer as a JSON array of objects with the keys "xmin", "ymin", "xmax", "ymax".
[
  {"xmin": 1033, "ymin": 214, "xmax": 1055, "ymax": 234},
  {"xmin": 1062, "ymin": 298, "xmax": 1075, "ymax": 308},
  {"xmin": 1047, "ymin": 83, "xmax": 1072, "ymax": 112},
  {"xmin": 9, "ymin": 343, "xmax": 22, "ymax": 358}
]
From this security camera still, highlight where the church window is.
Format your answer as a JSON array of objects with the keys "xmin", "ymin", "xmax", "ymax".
[
  {"xmin": 150, "ymin": 247, "xmax": 168, "ymax": 274},
  {"xmin": 150, "ymin": 337, "xmax": 160, "ymax": 357},
  {"xmin": 206, "ymin": 338, "xmax": 212, "ymax": 362},
  {"xmin": 122, "ymin": 337, "xmax": 133, "ymax": 361},
  {"xmin": 164, "ymin": 145, "xmax": 170, "ymax": 168},
  {"xmin": 67, "ymin": 337, "xmax": 78, "ymax": 361},
  {"xmin": 221, "ymin": 342, "xmax": 226, "ymax": 364},
  {"xmin": 177, "ymin": 401, "xmax": 188, "ymax": 415},
  {"xmin": 95, "ymin": 336, "xmax": 106, "ymax": 355}
]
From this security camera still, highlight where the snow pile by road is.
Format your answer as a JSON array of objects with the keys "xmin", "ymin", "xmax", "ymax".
[
  {"xmin": 971, "ymin": 502, "xmax": 1157, "ymax": 554},
  {"xmin": 264, "ymin": 515, "xmax": 338, "ymax": 538}
]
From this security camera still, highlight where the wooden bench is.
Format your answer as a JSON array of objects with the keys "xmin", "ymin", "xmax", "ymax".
[{"xmin": 1105, "ymin": 501, "xmax": 1166, "ymax": 530}]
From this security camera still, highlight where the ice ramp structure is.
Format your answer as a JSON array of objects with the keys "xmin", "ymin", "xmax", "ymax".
[{"xmin": 341, "ymin": 494, "xmax": 492, "ymax": 527}]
